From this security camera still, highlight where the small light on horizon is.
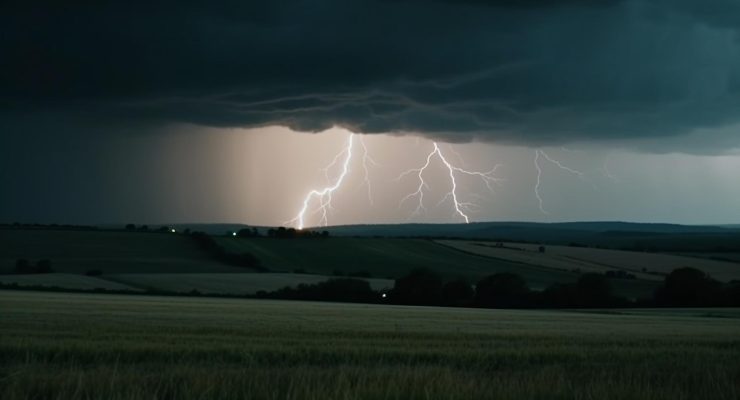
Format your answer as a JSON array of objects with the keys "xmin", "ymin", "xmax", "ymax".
[
  {"xmin": 170, "ymin": 228, "xmax": 176, "ymax": 233},
  {"xmin": 232, "ymin": 232, "xmax": 237, "ymax": 236}
]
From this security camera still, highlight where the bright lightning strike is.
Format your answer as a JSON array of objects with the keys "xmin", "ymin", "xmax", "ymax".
[
  {"xmin": 359, "ymin": 136, "xmax": 379, "ymax": 205},
  {"xmin": 288, "ymin": 134, "xmax": 355, "ymax": 230},
  {"xmin": 396, "ymin": 143, "xmax": 503, "ymax": 223},
  {"xmin": 533, "ymin": 149, "xmax": 586, "ymax": 215}
]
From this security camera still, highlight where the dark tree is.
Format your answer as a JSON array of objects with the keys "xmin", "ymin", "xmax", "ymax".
[
  {"xmin": 725, "ymin": 281, "xmax": 740, "ymax": 306},
  {"xmin": 237, "ymin": 228, "xmax": 254, "ymax": 237},
  {"xmin": 35, "ymin": 259, "xmax": 53, "ymax": 273},
  {"xmin": 655, "ymin": 267, "xmax": 722, "ymax": 306},
  {"xmin": 14, "ymin": 258, "xmax": 31, "ymax": 274},
  {"xmin": 390, "ymin": 268, "xmax": 443, "ymax": 305},
  {"xmin": 125, "ymin": 224, "xmax": 136, "ymax": 231},
  {"xmin": 475, "ymin": 273, "xmax": 530, "ymax": 308},
  {"xmin": 540, "ymin": 283, "xmax": 578, "ymax": 308},
  {"xmin": 265, "ymin": 278, "xmax": 377, "ymax": 303},
  {"xmin": 442, "ymin": 279, "xmax": 474, "ymax": 307},
  {"xmin": 576, "ymin": 273, "xmax": 613, "ymax": 307}
]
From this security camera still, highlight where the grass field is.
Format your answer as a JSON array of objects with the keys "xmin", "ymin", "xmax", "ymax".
[
  {"xmin": 438, "ymin": 240, "xmax": 740, "ymax": 282},
  {"xmin": 216, "ymin": 237, "xmax": 582, "ymax": 287},
  {"xmin": 108, "ymin": 273, "xmax": 393, "ymax": 295},
  {"xmin": 0, "ymin": 230, "xmax": 239, "ymax": 274},
  {"xmin": 0, "ymin": 229, "xmax": 666, "ymax": 299},
  {"xmin": 1, "ymin": 290, "xmax": 738, "ymax": 400},
  {"xmin": 0, "ymin": 273, "xmax": 140, "ymax": 291}
]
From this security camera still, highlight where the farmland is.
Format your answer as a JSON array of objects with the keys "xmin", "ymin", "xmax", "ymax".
[
  {"xmin": 436, "ymin": 240, "xmax": 740, "ymax": 282},
  {"xmin": 1, "ymin": 290, "xmax": 739, "ymax": 400},
  {"xmin": 0, "ymin": 229, "xmax": 686, "ymax": 299}
]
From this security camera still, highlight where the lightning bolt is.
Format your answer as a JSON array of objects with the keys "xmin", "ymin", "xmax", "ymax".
[
  {"xmin": 288, "ymin": 134, "xmax": 354, "ymax": 229},
  {"xmin": 602, "ymin": 154, "xmax": 618, "ymax": 182},
  {"xmin": 533, "ymin": 149, "xmax": 586, "ymax": 215},
  {"xmin": 534, "ymin": 150, "xmax": 547, "ymax": 215},
  {"xmin": 396, "ymin": 143, "xmax": 503, "ymax": 223},
  {"xmin": 359, "ymin": 136, "xmax": 379, "ymax": 205}
]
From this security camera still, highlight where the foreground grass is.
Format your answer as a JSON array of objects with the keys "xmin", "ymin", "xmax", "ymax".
[{"xmin": 1, "ymin": 291, "xmax": 739, "ymax": 400}]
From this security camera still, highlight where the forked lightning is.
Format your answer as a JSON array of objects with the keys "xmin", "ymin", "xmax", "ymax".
[{"xmin": 396, "ymin": 142, "xmax": 503, "ymax": 223}]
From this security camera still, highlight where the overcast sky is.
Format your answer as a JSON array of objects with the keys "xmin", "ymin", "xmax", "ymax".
[{"xmin": 2, "ymin": 1, "xmax": 739, "ymax": 226}]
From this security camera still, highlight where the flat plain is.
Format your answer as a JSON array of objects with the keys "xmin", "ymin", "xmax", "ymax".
[{"xmin": 1, "ymin": 290, "xmax": 738, "ymax": 400}]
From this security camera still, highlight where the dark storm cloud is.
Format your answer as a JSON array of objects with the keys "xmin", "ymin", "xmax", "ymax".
[{"xmin": 2, "ymin": 0, "xmax": 740, "ymax": 151}]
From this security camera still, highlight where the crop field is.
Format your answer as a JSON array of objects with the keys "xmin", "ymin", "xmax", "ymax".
[
  {"xmin": 1, "ymin": 290, "xmax": 739, "ymax": 400},
  {"xmin": 108, "ymin": 273, "xmax": 393, "ymax": 295},
  {"xmin": 438, "ymin": 240, "xmax": 740, "ymax": 282}
]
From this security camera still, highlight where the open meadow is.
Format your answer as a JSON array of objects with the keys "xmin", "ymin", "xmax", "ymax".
[{"xmin": 1, "ymin": 290, "xmax": 739, "ymax": 400}]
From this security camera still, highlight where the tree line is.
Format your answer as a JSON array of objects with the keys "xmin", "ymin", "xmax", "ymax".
[{"xmin": 257, "ymin": 267, "xmax": 740, "ymax": 308}]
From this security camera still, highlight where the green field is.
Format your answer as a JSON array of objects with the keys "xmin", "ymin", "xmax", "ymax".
[
  {"xmin": 0, "ymin": 230, "xmax": 667, "ymax": 299},
  {"xmin": 0, "ymin": 230, "xmax": 239, "ymax": 274},
  {"xmin": 1, "ymin": 290, "xmax": 738, "ymax": 400},
  {"xmin": 0, "ymin": 273, "xmax": 140, "ymax": 291},
  {"xmin": 216, "ymin": 237, "xmax": 660, "ymax": 298},
  {"xmin": 216, "ymin": 236, "xmax": 580, "ymax": 284},
  {"xmin": 108, "ymin": 273, "xmax": 393, "ymax": 295}
]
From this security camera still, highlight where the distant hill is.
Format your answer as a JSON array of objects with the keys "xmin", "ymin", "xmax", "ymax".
[
  {"xmin": 317, "ymin": 222, "xmax": 740, "ymax": 249},
  {"xmin": 164, "ymin": 221, "xmax": 737, "ymax": 236},
  {"xmin": 160, "ymin": 221, "xmax": 740, "ymax": 252},
  {"xmin": 322, "ymin": 221, "xmax": 736, "ymax": 236}
]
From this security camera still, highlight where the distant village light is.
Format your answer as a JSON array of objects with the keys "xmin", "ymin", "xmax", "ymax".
[{"xmin": 170, "ymin": 228, "xmax": 176, "ymax": 233}]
